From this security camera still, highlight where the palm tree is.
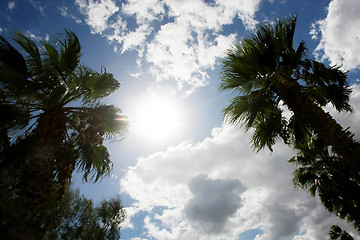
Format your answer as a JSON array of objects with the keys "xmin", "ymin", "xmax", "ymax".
[
  {"xmin": 290, "ymin": 138, "xmax": 360, "ymax": 231},
  {"xmin": 220, "ymin": 16, "xmax": 360, "ymax": 229},
  {"xmin": 220, "ymin": 16, "xmax": 358, "ymax": 164},
  {"xmin": 1, "ymin": 29, "xmax": 128, "ymax": 181},
  {"xmin": 0, "ymin": 30, "xmax": 127, "ymax": 238}
]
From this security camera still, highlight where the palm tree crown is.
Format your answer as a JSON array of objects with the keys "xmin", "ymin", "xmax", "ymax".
[
  {"xmin": 220, "ymin": 16, "xmax": 353, "ymax": 152},
  {"xmin": 0, "ymin": 30, "xmax": 127, "ymax": 182}
]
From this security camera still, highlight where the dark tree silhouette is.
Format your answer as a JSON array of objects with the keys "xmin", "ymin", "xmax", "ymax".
[
  {"xmin": 329, "ymin": 225, "xmax": 354, "ymax": 240},
  {"xmin": 44, "ymin": 188, "xmax": 126, "ymax": 240},
  {"xmin": 0, "ymin": 30, "xmax": 127, "ymax": 239}
]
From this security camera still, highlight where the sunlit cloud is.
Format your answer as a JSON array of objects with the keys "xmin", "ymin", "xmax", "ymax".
[
  {"xmin": 121, "ymin": 123, "xmax": 354, "ymax": 239},
  {"xmin": 71, "ymin": 0, "xmax": 260, "ymax": 95},
  {"xmin": 76, "ymin": 0, "xmax": 119, "ymax": 34},
  {"xmin": 121, "ymin": 84, "xmax": 360, "ymax": 239},
  {"xmin": 311, "ymin": 0, "xmax": 360, "ymax": 70}
]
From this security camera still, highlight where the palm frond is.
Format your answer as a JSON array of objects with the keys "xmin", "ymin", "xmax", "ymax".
[
  {"xmin": 90, "ymin": 105, "xmax": 128, "ymax": 141},
  {"xmin": 329, "ymin": 225, "xmax": 354, "ymax": 240},
  {"xmin": 288, "ymin": 114, "xmax": 312, "ymax": 146},
  {"xmin": 67, "ymin": 104, "xmax": 128, "ymax": 141},
  {"xmin": 0, "ymin": 35, "xmax": 30, "ymax": 96},
  {"xmin": 76, "ymin": 143, "xmax": 112, "ymax": 182},
  {"xmin": 41, "ymin": 41, "xmax": 61, "ymax": 75},
  {"xmin": 58, "ymin": 30, "xmax": 81, "ymax": 76},
  {"xmin": 251, "ymin": 113, "xmax": 286, "ymax": 151},
  {"xmin": 223, "ymin": 88, "xmax": 286, "ymax": 151},
  {"xmin": 0, "ymin": 104, "xmax": 30, "ymax": 135},
  {"xmin": 301, "ymin": 60, "xmax": 352, "ymax": 112},
  {"xmin": 12, "ymin": 32, "xmax": 43, "ymax": 75},
  {"xmin": 71, "ymin": 66, "xmax": 120, "ymax": 104},
  {"xmin": 43, "ymin": 29, "xmax": 81, "ymax": 80},
  {"xmin": 0, "ymin": 35, "xmax": 28, "ymax": 76}
]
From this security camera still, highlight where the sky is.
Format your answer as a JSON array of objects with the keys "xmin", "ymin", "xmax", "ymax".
[{"xmin": 1, "ymin": 0, "xmax": 360, "ymax": 239}]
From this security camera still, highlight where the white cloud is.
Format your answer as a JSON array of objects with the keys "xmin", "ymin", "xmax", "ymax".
[
  {"xmin": 121, "ymin": 24, "xmax": 153, "ymax": 53},
  {"xmin": 76, "ymin": 0, "xmax": 119, "ymax": 34},
  {"xmin": 121, "ymin": 0, "xmax": 165, "ymax": 24},
  {"xmin": 144, "ymin": 0, "xmax": 260, "ymax": 95},
  {"xmin": 59, "ymin": 6, "xmax": 82, "ymax": 24},
  {"xmin": 72, "ymin": 0, "xmax": 260, "ymax": 94},
  {"xmin": 121, "ymin": 84, "xmax": 360, "ymax": 240},
  {"xmin": 25, "ymin": 30, "xmax": 43, "ymax": 41},
  {"xmin": 256, "ymin": 203, "xmax": 302, "ymax": 240},
  {"xmin": 311, "ymin": 0, "xmax": 360, "ymax": 70},
  {"xmin": 8, "ymin": 1, "xmax": 15, "ymax": 11}
]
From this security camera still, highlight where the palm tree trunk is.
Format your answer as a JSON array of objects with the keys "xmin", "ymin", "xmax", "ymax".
[
  {"xmin": 278, "ymin": 80, "xmax": 360, "ymax": 168},
  {"xmin": 34, "ymin": 109, "xmax": 67, "ymax": 159},
  {"xmin": 16, "ymin": 109, "xmax": 69, "ymax": 238}
]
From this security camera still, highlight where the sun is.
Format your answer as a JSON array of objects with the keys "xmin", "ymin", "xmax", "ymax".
[{"xmin": 131, "ymin": 94, "xmax": 184, "ymax": 143}]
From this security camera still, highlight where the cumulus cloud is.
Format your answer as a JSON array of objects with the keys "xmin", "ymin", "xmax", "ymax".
[
  {"xmin": 256, "ymin": 203, "xmax": 302, "ymax": 240},
  {"xmin": 69, "ymin": 0, "xmax": 260, "ymax": 94},
  {"xmin": 121, "ymin": 85, "xmax": 360, "ymax": 240},
  {"xmin": 184, "ymin": 174, "xmax": 246, "ymax": 234},
  {"xmin": 311, "ymin": 0, "xmax": 360, "ymax": 70},
  {"xmin": 76, "ymin": 0, "xmax": 119, "ymax": 34},
  {"xmin": 121, "ymin": 0, "xmax": 165, "ymax": 24}
]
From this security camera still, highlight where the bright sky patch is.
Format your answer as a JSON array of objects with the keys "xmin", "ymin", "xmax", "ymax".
[{"xmin": 131, "ymin": 94, "xmax": 184, "ymax": 143}]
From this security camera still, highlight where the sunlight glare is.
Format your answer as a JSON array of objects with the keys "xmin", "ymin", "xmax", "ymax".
[{"xmin": 132, "ymin": 94, "xmax": 184, "ymax": 143}]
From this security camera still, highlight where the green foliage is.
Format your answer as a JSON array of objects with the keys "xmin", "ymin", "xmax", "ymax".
[
  {"xmin": 0, "ymin": 185, "xmax": 126, "ymax": 239},
  {"xmin": 44, "ymin": 188, "xmax": 126, "ymax": 240}
]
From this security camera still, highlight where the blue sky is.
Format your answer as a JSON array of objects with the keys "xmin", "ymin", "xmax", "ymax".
[{"xmin": 1, "ymin": 0, "xmax": 360, "ymax": 239}]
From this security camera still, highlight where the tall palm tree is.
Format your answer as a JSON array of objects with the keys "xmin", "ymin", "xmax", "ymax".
[
  {"xmin": 220, "ymin": 16, "xmax": 358, "ymax": 163},
  {"xmin": 220, "ymin": 16, "xmax": 360, "ymax": 229},
  {"xmin": 0, "ymin": 30, "xmax": 127, "ymax": 238}
]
